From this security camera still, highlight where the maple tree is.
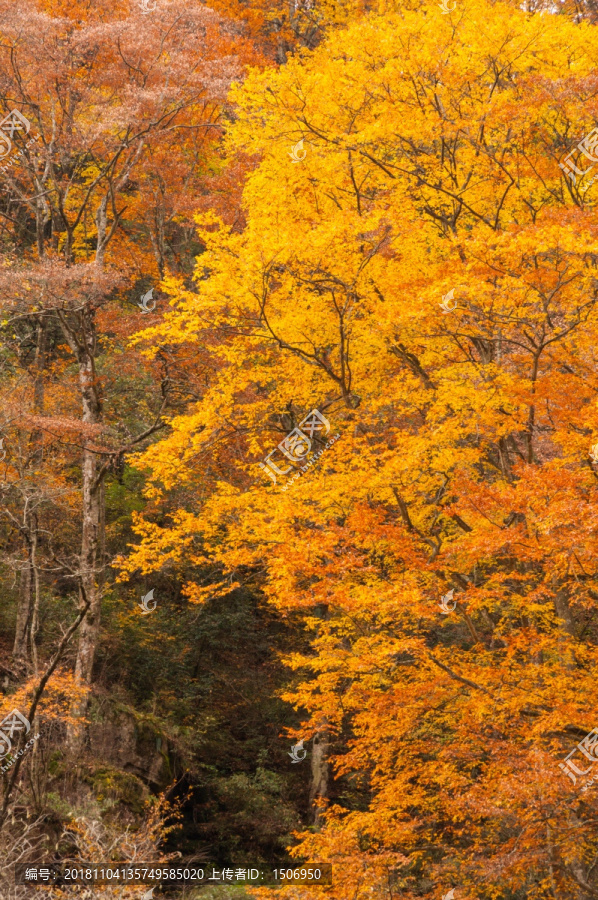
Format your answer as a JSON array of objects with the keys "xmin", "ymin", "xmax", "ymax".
[
  {"xmin": 0, "ymin": 2, "xmax": 298, "ymax": 891},
  {"xmin": 122, "ymin": 0, "xmax": 598, "ymax": 897}
]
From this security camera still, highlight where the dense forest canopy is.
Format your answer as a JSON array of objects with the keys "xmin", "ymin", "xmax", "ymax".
[{"xmin": 1, "ymin": 0, "xmax": 598, "ymax": 898}]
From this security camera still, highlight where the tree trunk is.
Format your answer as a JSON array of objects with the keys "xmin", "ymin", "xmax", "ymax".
[
  {"xmin": 12, "ymin": 319, "xmax": 46, "ymax": 668},
  {"xmin": 30, "ymin": 518, "xmax": 40, "ymax": 676},
  {"xmin": 63, "ymin": 144, "xmax": 142, "ymax": 747},
  {"xmin": 12, "ymin": 551, "xmax": 32, "ymax": 664},
  {"xmin": 11, "ymin": 515, "xmax": 41, "ymax": 670},
  {"xmin": 68, "ymin": 443, "xmax": 102, "ymax": 749},
  {"xmin": 309, "ymin": 729, "xmax": 330, "ymax": 828},
  {"xmin": 61, "ymin": 310, "xmax": 104, "ymax": 751}
]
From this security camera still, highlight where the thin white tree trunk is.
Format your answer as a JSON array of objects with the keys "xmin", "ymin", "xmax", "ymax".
[{"xmin": 59, "ymin": 313, "xmax": 103, "ymax": 751}]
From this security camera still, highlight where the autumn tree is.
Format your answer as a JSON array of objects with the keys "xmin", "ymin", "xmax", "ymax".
[{"xmin": 122, "ymin": 0, "xmax": 598, "ymax": 896}]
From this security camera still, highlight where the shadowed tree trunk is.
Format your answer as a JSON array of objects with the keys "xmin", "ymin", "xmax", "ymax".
[
  {"xmin": 309, "ymin": 728, "xmax": 330, "ymax": 828},
  {"xmin": 12, "ymin": 318, "xmax": 46, "ymax": 669},
  {"xmin": 12, "ymin": 550, "xmax": 33, "ymax": 666}
]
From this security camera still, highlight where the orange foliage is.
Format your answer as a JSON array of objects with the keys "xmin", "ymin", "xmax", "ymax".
[{"xmin": 122, "ymin": 0, "xmax": 598, "ymax": 896}]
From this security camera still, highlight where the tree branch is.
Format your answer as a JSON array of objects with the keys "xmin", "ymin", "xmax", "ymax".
[{"xmin": 0, "ymin": 587, "xmax": 90, "ymax": 828}]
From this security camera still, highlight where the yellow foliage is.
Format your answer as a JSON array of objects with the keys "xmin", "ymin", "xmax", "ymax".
[{"xmin": 123, "ymin": 0, "xmax": 598, "ymax": 896}]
